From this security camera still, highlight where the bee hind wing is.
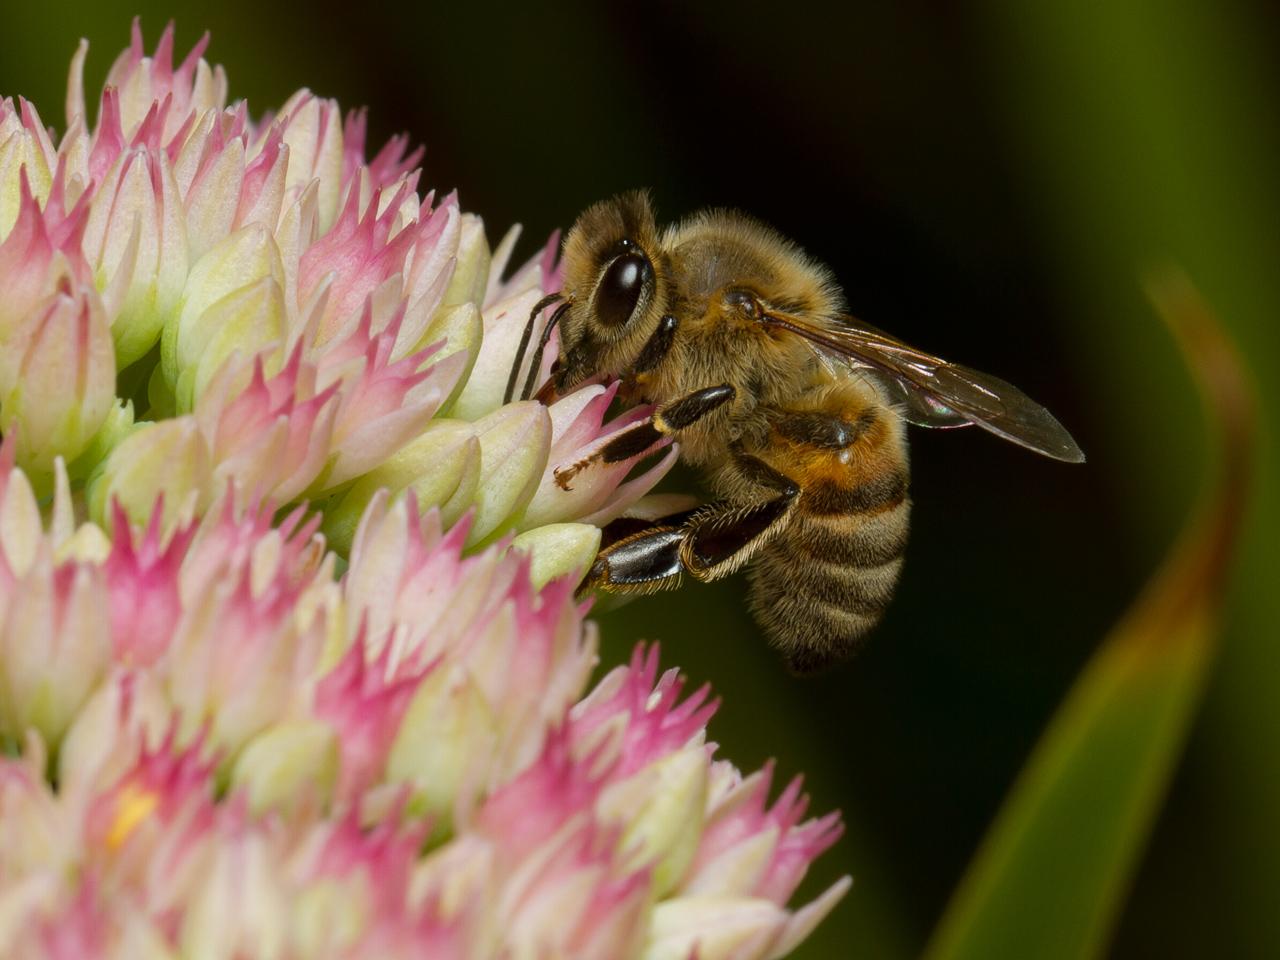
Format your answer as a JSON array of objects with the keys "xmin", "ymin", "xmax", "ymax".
[{"xmin": 863, "ymin": 370, "xmax": 970, "ymax": 429}]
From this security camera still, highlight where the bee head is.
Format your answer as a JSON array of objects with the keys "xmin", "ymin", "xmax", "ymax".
[{"xmin": 552, "ymin": 191, "xmax": 670, "ymax": 391}]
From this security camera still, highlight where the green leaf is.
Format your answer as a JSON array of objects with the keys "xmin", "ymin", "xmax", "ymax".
[{"xmin": 924, "ymin": 273, "xmax": 1254, "ymax": 960}]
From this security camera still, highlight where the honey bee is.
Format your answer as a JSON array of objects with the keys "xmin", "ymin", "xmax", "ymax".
[{"xmin": 506, "ymin": 192, "xmax": 1083, "ymax": 673}]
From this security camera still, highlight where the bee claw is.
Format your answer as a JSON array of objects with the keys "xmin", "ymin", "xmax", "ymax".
[
  {"xmin": 554, "ymin": 463, "xmax": 584, "ymax": 491},
  {"xmin": 534, "ymin": 379, "xmax": 560, "ymax": 405},
  {"xmin": 577, "ymin": 557, "xmax": 608, "ymax": 597}
]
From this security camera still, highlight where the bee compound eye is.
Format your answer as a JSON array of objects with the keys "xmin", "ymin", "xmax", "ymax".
[{"xmin": 595, "ymin": 251, "xmax": 653, "ymax": 327}]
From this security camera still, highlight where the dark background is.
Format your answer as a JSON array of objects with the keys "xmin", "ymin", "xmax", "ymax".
[{"xmin": 6, "ymin": 2, "xmax": 1278, "ymax": 957}]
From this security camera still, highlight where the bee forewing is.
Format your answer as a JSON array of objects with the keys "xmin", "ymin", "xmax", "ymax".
[
  {"xmin": 765, "ymin": 311, "xmax": 1086, "ymax": 463},
  {"xmin": 930, "ymin": 361, "xmax": 1085, "ymax": 462}
]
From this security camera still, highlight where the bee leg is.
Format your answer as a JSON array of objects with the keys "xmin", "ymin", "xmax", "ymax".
[
  {"xmin": 631, "ymin": 314, "xmax": 679, "ymax": 374},
  {"xmin": 554, "ymin": 384, "xmax": 735, "ymax": 490},
  {"xmin": 681, "ymin": 453, "xmax": 799, "ymax": 581},
  {"xmin": 519, "ymin": 300, "xmax": 571, "ymax": 401},
  {"xmin": 769, "ymin": 408, "xmax": 876, "ymax": 449},
  {"xmin": 599, "ymin": 507, "xmax": 699, "ymax": 548},
  {"xmin": 583, "ymin": 453, "xmax": 798, "ymax": 593},
  {"xmin": 581, "ymin": 524, "xmax": 688, "ymax": 595},
  {"xmin": 504, "ymin": 292, "xmax": 562, "ymax": 405}
]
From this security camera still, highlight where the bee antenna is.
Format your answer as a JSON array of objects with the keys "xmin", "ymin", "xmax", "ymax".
[
  {"xmin": 504, "ymin": 292, "xmax": 563, "ymax": 405},
  {"xmin": 520, "ymin": 300, "xmax": 570, "ymax": 401}
]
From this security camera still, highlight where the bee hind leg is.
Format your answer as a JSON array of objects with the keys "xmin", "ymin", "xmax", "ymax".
[
  {"xmin": 681, "ymin": 452, "xmax": 799, "ymax": 581},
  {"xmin": 582, "ymin": 451, "xmax": 799, "ymax": 593},
  {"xmin": 555, "ymin": 384, "xmax": 736, "ymax": 490},
  {"xmin": 580, "ymin": 524, "xmax": 688, "ymax": 596}
]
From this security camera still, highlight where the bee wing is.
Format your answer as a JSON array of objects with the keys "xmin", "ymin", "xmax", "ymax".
[
  {"xmin": 864, "ymin": 372, "xmax": 972, "ymax": 429},
  {"xmin": 769, "ymin": 312, "xmax": 1085, "ymax": 462}
]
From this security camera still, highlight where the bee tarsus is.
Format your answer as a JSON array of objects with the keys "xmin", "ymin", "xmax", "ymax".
[{"xmin": 554, "ymin": 383, "xmax": 735, "ymax": 490}]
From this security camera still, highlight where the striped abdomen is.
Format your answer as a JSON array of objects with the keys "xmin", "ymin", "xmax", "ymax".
[{"xmin": 745, "ymin": 389, "xmax": 911, "ymax": 673}]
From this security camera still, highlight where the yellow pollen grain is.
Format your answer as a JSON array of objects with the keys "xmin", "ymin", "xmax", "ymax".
[{"xmin": 105, "ymin": 784, "xmax": 159, "ymax": 851}]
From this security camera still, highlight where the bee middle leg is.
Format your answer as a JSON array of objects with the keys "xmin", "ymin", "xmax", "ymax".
[
  {"xmin": 554, "ymin": 384, "xmax": 735, "ymax": 490},
  {"xmin": 768, "ymin": 407, "xmax": 877, "ymax": 449},
  {"xmin": 583, "ymin": 451, "xmax": 799, "ymax": 594}
]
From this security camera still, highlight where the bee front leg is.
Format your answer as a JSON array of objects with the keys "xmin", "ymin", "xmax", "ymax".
[
  {"xmin": 582, "ymin": 452, "xmax": 799, "ymax": 594},
  {"xmin": 554, "ymin": 384, "xmax": 735, "ymax": 490}
]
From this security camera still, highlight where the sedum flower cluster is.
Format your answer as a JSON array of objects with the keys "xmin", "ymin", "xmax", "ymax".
[
  {"xmin": 1, "ymin": 20, "xmax": 674, "ymax": 558},
  {"xmin": 0, "ymin": 21, "xmax": 848, "ymax": 959}
]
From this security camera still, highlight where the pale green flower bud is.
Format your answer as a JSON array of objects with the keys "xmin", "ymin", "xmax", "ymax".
[
  {"xmin": 599, "ymin": 745, "xmax": 709, "ymax": 896},
  {"xmin": 418, "ymin": 301, "xmax": 482, "ymax": 413},
  {"xmin": 0, "ymin": 559, "xmax": 111, "ymax": 746},
  {"xmin": 0, "ymin": 462, "xmax": 47, "ymax": 577},
  {"xmin": 67, "ymin": 397, "xmax": 135, "ymax": 483},
  {"xmin": 467, "ymin": 400, "xmax": 552, "ymax": 546},
  {"xmin": 87, "ymin": 417, "xmax": 210, "ymax": 529},
  {"xmin": 178, "ymin": 828, "xmax": 289, "ymax": 960},
  {"xmin": 184, "ymin": 125, "xmax": 241, "ymax": 253},
  {"xmin": 441, "ymin": 213, "xmax": 490, "ymax": 310},
  {"xmin": 289, "ymin": 883, "xmax": 370, "ymax": 957},
  {"xmin": 643, "ymin": 896, "xmax": 790, "ymax": 960},
  {"xmin": 0, "ymin": 285, "xmax": 115, "ymax": 477},
  {"xmin": 511, "ymin": 523, "xmax": 602, "ymax": 588},
  {"xmin": 451, "ymin": 288, "xmax": 548, "ymax": 420},
  {"xmin": 276, "ymin": 91, "xmax": 345, "ymax": 233},
  {"xmin": 232, "ymin": 720, "xmax": 340, "ymax": 816},
  {"xmin": 83, "ymin": 147, "xmax": 189, "ymax": 367},
  {"xmin": 55, "ymin": 523, "xmax": 111, "ymax": 565},
  {"xmin": 387, "ymin": 666, "xmax": 498, "ymax": 827},
  {"xmin": 161, "ymin": 224, "xmax": 286, "ymax": 412},
  {"xmin": 680, "ymin": 828, "xmax": 780, "ymax": 899},
  {"xmin": 0, "ymin": 100, "xmax": 55, "ymax": 237},
  {"xmin": 58, "ymin": 670, "xmax": 171, "ymax": 794},
  {"xmin": 323, "ymin": 419, "xmax": 480, "ymax": 555}
]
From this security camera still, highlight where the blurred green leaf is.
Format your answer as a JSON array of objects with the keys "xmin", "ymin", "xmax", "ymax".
[{"xmin": 924, "ymin": 273, "xmax": 1253, "ymax": 960}]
